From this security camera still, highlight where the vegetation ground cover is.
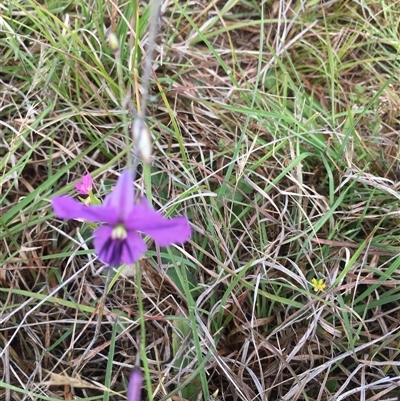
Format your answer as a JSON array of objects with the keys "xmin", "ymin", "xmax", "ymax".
[{"xmin": 1, "ymin": 0, "xmax": 400, "ymax": 400}]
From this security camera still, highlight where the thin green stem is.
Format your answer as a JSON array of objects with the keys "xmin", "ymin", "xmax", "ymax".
[{"xmin": 136, "ymin": 262, "xmax": 153, "ymax": 400}]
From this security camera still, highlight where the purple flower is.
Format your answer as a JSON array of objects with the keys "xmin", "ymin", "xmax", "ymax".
[
  {"xmin": 127, "ymin": 367, "xmax": 143, "ymax": 401},
  {"xmin": 75, "ymin": 173, "xmax": 93, "ymax": 195},
  {"xmin": 52, "ymin": 170, "xmax": 191, "ymax": 266}
]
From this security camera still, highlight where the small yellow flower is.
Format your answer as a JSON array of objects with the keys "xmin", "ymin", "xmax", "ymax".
[{"xmin": 311, "ymin": 278, "xmax": 327, "ymax": 292}]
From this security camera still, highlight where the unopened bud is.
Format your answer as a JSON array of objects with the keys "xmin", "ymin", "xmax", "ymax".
[
  {"xmin": 108, "ymin": 31, "xmax": 119, "ymax": 51},
  {"xmin": 133, "ymin": 118, "xmax": 152, "ymax": 163},
  {"xmin": 127, "ymin": 367, "xmax": 143, "ymax": 401}
]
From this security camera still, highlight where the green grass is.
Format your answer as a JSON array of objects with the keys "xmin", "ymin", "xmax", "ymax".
[{"xmin": 2, "ymin": 0, "xmax": 400, "ymax": 400}]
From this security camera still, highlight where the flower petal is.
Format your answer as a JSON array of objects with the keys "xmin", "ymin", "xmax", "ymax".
[
  {"xmin": 103, "ymin": 170, "xmax": 134, "ymax": 222},
  {"xmin": 94, "ymin": 226, "xmax": 147, "ymax": 266},
  {"xmin": 93, "ymin": 226, "xmax": 118, "ymax": 265},
  {"xmin": 122, "ymin": 230, "xmax": 147, "ymax": 264},
  {"xmin": 52, "ymin": 196, "xmax": 117, "ymax": 224},
  {"xmin": 75, "ymin": 183, "xmax": 86, "ymax": 195},
  {"xmin": 127, "ymin": 197, "xmax": 191, "ymax": 246},
  {"xmin": 82, "ymin": 173, "xmax": 93, "ymax": 189}
]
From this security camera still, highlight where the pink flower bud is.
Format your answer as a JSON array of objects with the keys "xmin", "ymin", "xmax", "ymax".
[{"xmin": 127, "ymin": 367, "xmax": 143, "ymax": 401}]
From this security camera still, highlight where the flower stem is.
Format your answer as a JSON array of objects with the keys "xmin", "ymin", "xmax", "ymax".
[{"xmin": 136, "ymin": 262, "xmax": 153, "ymax": 400}]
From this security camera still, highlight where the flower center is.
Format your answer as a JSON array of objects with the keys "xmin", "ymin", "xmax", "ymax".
[{"xmin": 111, "ymin": 224, "xmax": 127, "ymax": 240}]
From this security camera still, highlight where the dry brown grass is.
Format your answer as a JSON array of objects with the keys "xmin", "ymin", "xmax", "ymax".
[{"xmin": 2, "ymin": 0, "xmax": 400, "ymax": 400}]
